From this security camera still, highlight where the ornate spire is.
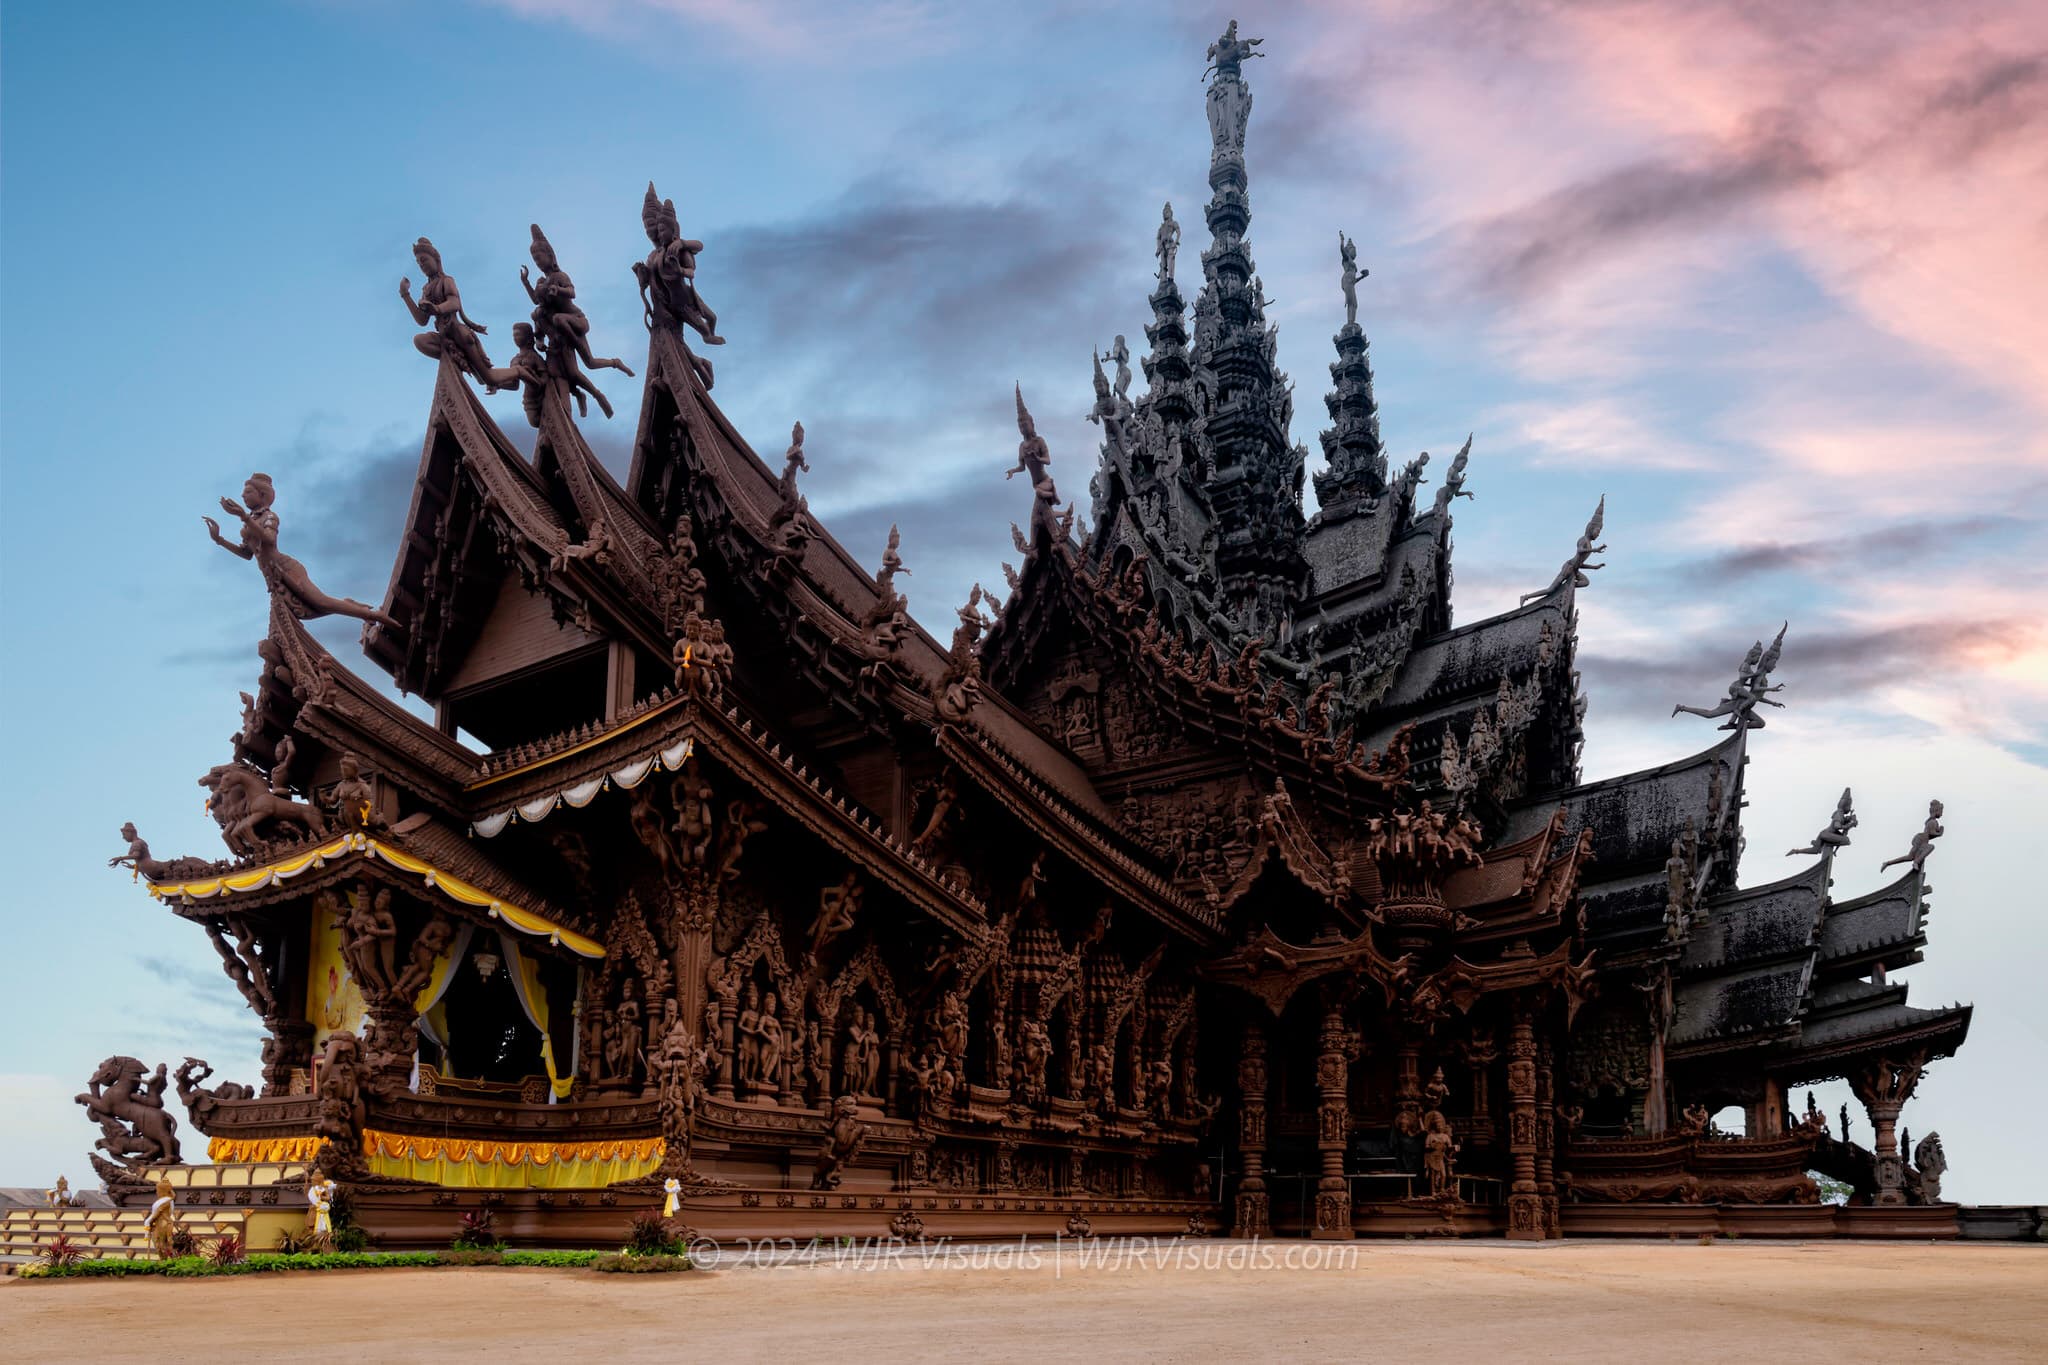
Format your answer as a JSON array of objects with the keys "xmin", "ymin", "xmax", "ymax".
[
  {"xmin": 1189, "ymin": 20, "xmax": 1306, "ymax": 639},
  {"xmin": 1314, "ymin": 230, "xmax": 1387, "ymax": 519}
]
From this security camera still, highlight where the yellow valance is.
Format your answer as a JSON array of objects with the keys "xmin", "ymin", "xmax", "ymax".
[
  {"xmin": 362, "ymin": 1130, "xmax": 664, "ymax": 1188},
  {"xmin": 209, "ymin": 1134, "xmax": 324, "ymax": 1163},
  {"xmin": 208, "ymin": 1131, "xmax": 664, "ymax": 1188},
  {"xmin": 145, "ymin": 834, "xmax": 603, "ymax": 959}
]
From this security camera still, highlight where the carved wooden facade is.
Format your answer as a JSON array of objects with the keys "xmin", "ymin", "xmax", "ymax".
[{"xmin": 112, "ymin": 30, "xmax": 1972, "ymax": 1244}]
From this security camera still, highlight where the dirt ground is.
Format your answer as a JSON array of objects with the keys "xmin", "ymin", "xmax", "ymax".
[{"xmin": 4, "ymin": 1240, "xmax": 2044, "ymax": 1362}]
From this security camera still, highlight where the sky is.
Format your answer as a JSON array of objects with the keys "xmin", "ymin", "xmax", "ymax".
[{"xmin": 2, "ymin": 0, "xmax": 2043, "ymax": 1203}]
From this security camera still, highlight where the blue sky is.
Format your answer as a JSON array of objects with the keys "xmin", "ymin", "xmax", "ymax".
[{"xmin": 3, "ymin": 0, "xmax": 2044, "ymax": 1200}]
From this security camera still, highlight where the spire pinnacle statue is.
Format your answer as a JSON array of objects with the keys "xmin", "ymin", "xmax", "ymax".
[
  {"xmin": 1339, "ymin": 231, "xmax": 1367, "ymax": 329},
  {"xmin": 1156, "ymin": 203, "xmax": 1180, "ymax": 284}
]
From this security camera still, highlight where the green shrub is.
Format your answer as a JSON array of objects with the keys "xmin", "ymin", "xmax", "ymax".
[
  {"xmin": 451, "ymin": 1209, "xmax": 504, "ymax": 1252},
  {"xmin": 207, "ymin": 1232, "xmax": 246, "ymax": 1268},
  {"xmin": 593, "ymin": 1252, "xmax": 692, "ymax": 1273},
  {"xmin": 624, "ymin": 1212, "xmax": 683, "ymax": 1257}
]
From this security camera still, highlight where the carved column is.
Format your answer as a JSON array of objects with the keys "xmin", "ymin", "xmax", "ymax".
[
  {"xmin": 1312, "ymin": 1004, "xmax": 1355, "ymax": 1239},
  {"xmin": 1392, "ymin": 1031, "xmax": 1423, "ymax": 1175},
  {"xmin": 1506, "ymin": 1007, "xmax": 1542, "ymax": 1240},
  {"xmin": 1231, "ymin": 1022, "xmax": 1270, "ymax": 1238},
  {"xmin": 1535, "ymin": 1033, "xmax": 1559, "ymax": 1239},
  {"xmin": 714, "ymin": 995, "xmax": 739, "ymax": 1101},
  {"xmin": 1642, "ymin": 965, "xmax": 1673, "ymax": 1136},
  {"xmin": 777, "ymin": 996, "xmax": 801, "ymax": 1107},
  {"xmin": 673, "ymin": 876, "xmax": 716, "ymax": 1053},
  {"xmin": 1850, "ymin": 1055, "xmax": 1925, "ymax": 1206}
]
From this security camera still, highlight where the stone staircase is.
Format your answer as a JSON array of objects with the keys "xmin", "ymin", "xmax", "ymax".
[{"xmin": 1, "ymin": 1163, "xmax": 308, "ymax": 1267}]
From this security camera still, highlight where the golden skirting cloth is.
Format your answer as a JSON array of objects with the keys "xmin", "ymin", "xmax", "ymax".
[
  {"xmin": 361, "ymin": 1130, "xmax": 664, "ymax": 1187},
  {"xmin": 209, "ymin": 1135, "xmax": 324, "ymax": 1163},
  {"xmin": 208, "ymin": 1131, "xmax": 664, "ymax": 1187}
]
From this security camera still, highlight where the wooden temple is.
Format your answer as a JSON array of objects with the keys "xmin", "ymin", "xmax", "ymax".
[{"xmin": 97, "ymin": 24, "xmax": 1971, "ymax": 1244}]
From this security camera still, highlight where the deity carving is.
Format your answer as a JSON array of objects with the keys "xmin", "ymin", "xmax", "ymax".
[
  {"xmin": 634, "ymin": 180, "xmax": 724, "ymax": 375},
  {"xmin": 1880, "ymin": 799, "xmax": 1945, "ymax": 874},
  {"xmin": 400, "ymin": 236, "xmax": 497, "ymax": 386},
  {"xmin": 205, "ymin": 473, "xmax": 396, "ymax": 627},
  {"xmin": 1672, "ymin": 623, "xmax": 1788, "ymax": 730},
  {"xmin": 520, "ymin": 223, "xmax": 633, "ymax": 418}
]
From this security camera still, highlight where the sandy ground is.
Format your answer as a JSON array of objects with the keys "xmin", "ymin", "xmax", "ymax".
[{"xmin": 4, "ymin": 1240, "xmax": 2044, "ymax": 1362}]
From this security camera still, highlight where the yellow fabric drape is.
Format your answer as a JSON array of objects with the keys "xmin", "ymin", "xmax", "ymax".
[
  {"xmin": 503, "ymin": 941, "xmax": 574, "ymax": 1100},
  {"xmin": 307, "ymin": 894, "xmax": 366, "ymax": 1046},
  {"xmin": 361, "ymin": 1130, "xmax": 663, "ymax": 1187},
  {"xmin": 144, "ymin": 833, "xmax": 604, "ymax": 960},
  {"xmin": 209, "ymin": 1135, "xmax": 324, "ymax": 1163}
]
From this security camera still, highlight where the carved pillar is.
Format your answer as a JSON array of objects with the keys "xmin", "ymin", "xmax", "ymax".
[
  {"xmin": 1506, "ymin": 1007, "xmax": 1542, "ymax": 1240},
  {"xmin": 1642, "ymin": 966, "xmax": 1673, "ymax": 1137},
  {"xmin": 777, "ymin": 996, "xmax": 801, "ymax": 1107},
  {"xmin": 1232, "ymin": 1022, "xmax": 1270, "ymax": 1238},
  {"xmin": 714, "ymin": 997, "xmax": 739, "ymax": 1101},
  {"xmin": 1851, "ymin": 1055, "xmax": 1925, "ymax": 1207},
  {"xmin": 1749, "ymin": 1076, "xmax": 1786, "ymax": 1138},
  {"xmin": 883, "ymin": 1032, "xmax": 904, "ymax": 1117},
  {"xmin": 1535, "ymin": 1033, "xmax": 1559, "ymax": 1239},
  {"xmin": 1392, "ymin": 1032, "xmax": 1423, "ymax": 1176},
  {"xmin": 1312, "ymin": 1003, "xmax": 1355, "ymax": 1240},
  {"xmin": 673, "ymin": 876, "xmax": 716, "ymax": 1052}
]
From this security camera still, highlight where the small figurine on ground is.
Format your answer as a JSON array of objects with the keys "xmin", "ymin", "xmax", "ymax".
[{"xmin": 144, "ymin": 1175, "xmax": 178, "ymax": 1259}]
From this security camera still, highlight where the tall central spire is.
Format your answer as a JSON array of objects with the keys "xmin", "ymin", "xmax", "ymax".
[{"xmin": 1191, "ymin": 20, "xmax": 1307, "ymax": 641}]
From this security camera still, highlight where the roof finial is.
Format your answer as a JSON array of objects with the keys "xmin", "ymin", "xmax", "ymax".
[
  {"xmin": 1672, "ymin": 623, "xmax": 1789, "ymax": 729},
  {"xmin": 1880, "ymin": 799, "xmax": 1945, "ymax": 873},
  {"xmin": 1788, "ymin": 787, "xmax": 1856, "ymax": 858},
  {"xmin": 1520, "ymin": 496, "xmax": 1606, "ymax": 604},
  {"xmin": 1339, "ymin": 231, "xmax": 1367, "ymax": 330},
  {"xmin": 1433, "ymin": 435, "xmax": 1475, "ymax": 517}
]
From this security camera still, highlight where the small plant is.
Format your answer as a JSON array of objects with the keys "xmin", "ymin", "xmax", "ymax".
[
  {"xmin": 207, "ymin": 1232, "xmax": 246, "ymax": 1268},
  {"xmin": 624, "ymin": 1212, "xmax": 683, "ymax": 1257},
  {"xmin": 327, "ymin": 1185, "xmax": 371, "ymax": 1252},
  {"xmin": 451, "ymin": 1208, "xmax": 503, "ymax": 1252},
  {"xmin": 273, "ymin": 1227, "xmax": 313, "ymax": 1254},
  {"xmin": 169, "ymin": 1228, "xmax": 200, "ymax": 1257},
  {"xmin": 43, "ymin": 1234, "xmax": 85, "ymax": 1269},
  {"xmin": 1697, "ymin": 1232, "xmax": 1716, "ymax": 1245},
  {"xmin": 594, "ymin": 1252, "xmax": 692, "ymax": 1273}
]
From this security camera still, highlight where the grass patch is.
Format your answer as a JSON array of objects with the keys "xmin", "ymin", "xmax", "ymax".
[{"xmin": 20, "ymin": 1249, "xmax": 612, "ymax": 1278}]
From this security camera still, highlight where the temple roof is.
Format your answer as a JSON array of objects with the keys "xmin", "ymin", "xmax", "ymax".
[{"xmin": 1669, "ymin": 850, "xmax": 1970, "ymax": 1075}]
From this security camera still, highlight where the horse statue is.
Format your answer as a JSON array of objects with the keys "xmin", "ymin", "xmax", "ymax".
[
  {"xmin": 200, "ymin": 762, "xmax": 327, "ymax": 856},
  {"xmin": 76, "ymin": 1055, "xmax": 182, "ymax": 1168}
]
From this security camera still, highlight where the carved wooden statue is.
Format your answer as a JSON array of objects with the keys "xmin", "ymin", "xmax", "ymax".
[{"xmin": 204, "ymin": 473, "xmax": 396, "ymax": 626}]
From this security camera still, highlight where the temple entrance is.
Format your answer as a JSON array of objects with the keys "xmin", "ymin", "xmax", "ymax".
[{"xmin": 435, "ymin": 947, "xmax": 544, "ymax": 1086}]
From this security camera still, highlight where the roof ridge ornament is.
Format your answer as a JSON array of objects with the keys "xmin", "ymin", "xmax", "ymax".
[
  {"xmin": 1788, "ymin": 787, "xmax": 1857, "ymax": 858},
  {"xmin": 1880, "ymin": 799, "xmax": 1944, "ymax": 874},
  {"xmin": 1520, "ymin": 495, "xmax": 1606, "ymax": 605},
  {"xmin": 521, "ymin": 222, "xmax": 633, "ymax": 419},
  {"xmin": 401, "ymin": 237, "xmax": 501, "ymax": 391},
  {"xmin": 203, "ymin": 473, "xmax": 396, "ymax": 629},
  {"xmin": 635, "ymin": 179, "xmax": 722, "ymax": 389},
  {"xmin": 1672, "ymin": 622, "xmax": 1787, "ymax": 729}
]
